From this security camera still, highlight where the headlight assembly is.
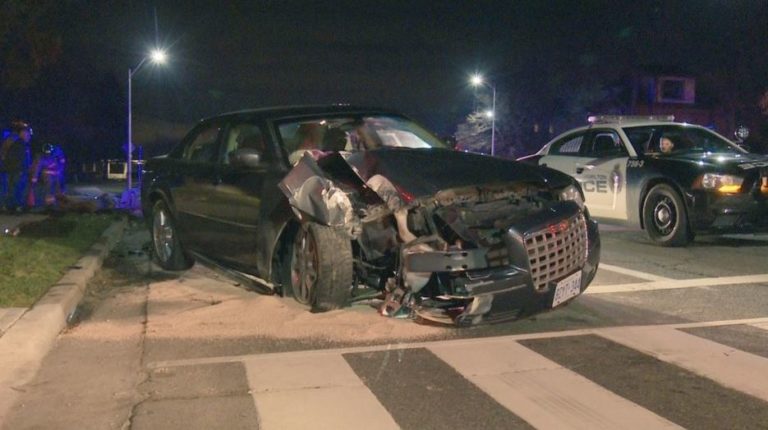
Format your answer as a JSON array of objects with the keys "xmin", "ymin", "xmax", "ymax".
[
  {"xmin": 699, "ymin": 173, "xmax": 743, "ymax": 194},
  {"xmin": 559, "ymin": 184, "xmax": 585, "ymax": 208}
]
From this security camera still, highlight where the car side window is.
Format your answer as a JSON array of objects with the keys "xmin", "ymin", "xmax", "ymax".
[
  {"xmin": 184, "ymin": 124, "xmax": 221, "ymax": 163},
  {"xmin": 585, "ymin": 131, "xmax": 627, "ymax": 158},
  {"xmin": 549, "ymin": 133, "xmax": 585, "ymax": 155},
  {"xmin": 222, "ymin": 122, "xmax": 266, "ymax": 165}
]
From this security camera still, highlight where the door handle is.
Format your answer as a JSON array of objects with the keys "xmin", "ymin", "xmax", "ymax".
[
  {"xmin": 575, "ymin": 164, "xmax": 594, "ymax": 174},
  {"xmin": 576, "ymin": 167, "xmax": 584, "ymax": 174}
]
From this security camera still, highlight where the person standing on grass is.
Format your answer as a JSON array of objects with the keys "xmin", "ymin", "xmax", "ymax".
[
  {"xmin": 0, "ymin": 120, "xmax": 34, "ymax": 212},
  {"xmin": 31, "ymin": 143, "xmax": 64, "ymax": 209},
  {"xmin": 0, "ymin": 129, "xmax": 9, "ymax": 210}
]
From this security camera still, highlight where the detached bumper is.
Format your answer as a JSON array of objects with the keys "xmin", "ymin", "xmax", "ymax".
[{"xmin": 410, "ymin": 203, "xmax": 601, "ymax": 325}]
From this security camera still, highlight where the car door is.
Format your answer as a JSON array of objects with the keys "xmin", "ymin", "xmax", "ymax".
[
  {"xmin": 172, "ymin": 120, "xmax": 224, "ymax": 253},
  {"xmin": 576, "ymin": 130, "xmax": 630, "ymax": 219},
  {"xmin": 204, "ymin": 119, "xmax": 271, "ymax": 268}
]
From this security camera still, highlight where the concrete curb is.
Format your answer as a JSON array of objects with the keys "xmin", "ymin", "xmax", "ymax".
[{"xmin": 0, "ymin": 216, "xmax": 128, "ymax": 425}]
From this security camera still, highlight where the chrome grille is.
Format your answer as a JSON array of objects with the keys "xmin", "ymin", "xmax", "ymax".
[{"xmin": 524, "ymin": 213, "xmax": 587, "ymax": 291}]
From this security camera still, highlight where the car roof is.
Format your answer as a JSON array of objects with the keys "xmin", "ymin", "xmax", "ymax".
[
  {"xmin": 200, "ymin": 105, "xmax": 398, "ymax": 123},
  {"xmin": 552, "ymin": 119, "xmax": 712, "ymax": 139},
  {"xmin": 540, "ymin": 118, "xmax": 719, "ymax": 155}
]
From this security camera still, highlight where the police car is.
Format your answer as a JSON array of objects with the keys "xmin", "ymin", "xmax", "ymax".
[{"xmin": 524, "ymin": 116, "xmax": 768, "ymax": 246}]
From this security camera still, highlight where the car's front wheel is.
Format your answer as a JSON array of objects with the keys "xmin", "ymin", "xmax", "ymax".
[
  {"xmin": 288, "ymin": 223, "xmax": 353, "ymax": 312},
  {"xmin": 642, "ymin": 184, "xmax": 691, "ymax": 247},
  {"xmin": 151, "ymin": 199, "xmax": 193, "ymax": 270}
]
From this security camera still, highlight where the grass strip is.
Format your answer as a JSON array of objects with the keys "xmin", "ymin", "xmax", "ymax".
[{"xmin": 0, "ymin": 213, "xmax": 118, "ymax": 307}]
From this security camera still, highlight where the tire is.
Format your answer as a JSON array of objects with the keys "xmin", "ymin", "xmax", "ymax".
[
  {"xmin": 151, "ymin": 199, "xmax": 193, "ymax": 270},
  {"xmin": 287, "ymin": 223, "xmax": 353, "ymax": 312},
  {"xmin": 642, "ymin": 184, "xmax": 691, "ymax": 247}
]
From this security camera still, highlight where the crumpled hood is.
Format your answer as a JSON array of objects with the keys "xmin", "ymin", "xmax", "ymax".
[{"xmin": 341, "ymin": 148, "xmax": 572, "ymax": 198}]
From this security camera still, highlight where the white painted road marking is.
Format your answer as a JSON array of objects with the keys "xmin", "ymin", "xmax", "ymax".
[
  {"xmin": 586, "ymin": 273, "xmax": 768, "ymax": 294},
  {"xmin": 598, "ymin": 263, "xmax": 672, "ymax": 282},
  {"xmin": 430, "ymin": 341, "xmax": 682, "ymax": 430},
  {"xmin": 148, "ymin": 317, "xmax": 768, "ymax": 370},
  {"xmin": 599, "ymin": 326, "xmax": 768, "ymax": 403},
  {"xmin": 145, "ymin": 316, "xmax": 768, "ymax": 429},
  {"xmin": 245, "ymin": 354, "xmax": 399, "ymax": 430}
]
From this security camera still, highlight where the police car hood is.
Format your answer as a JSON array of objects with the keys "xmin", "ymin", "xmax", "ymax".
[
  {"xmin": 341, "ymin": 147, "xmax": 571, "ymax": 198},
  {"xmin": 656, "ymin": 151, "xmax": 768, "ymax": 171}
]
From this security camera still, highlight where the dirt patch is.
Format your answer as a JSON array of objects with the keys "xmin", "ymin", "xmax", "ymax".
[{"xmin": 145, "ymin": 264, "xmax": 451, "ymax": 346}]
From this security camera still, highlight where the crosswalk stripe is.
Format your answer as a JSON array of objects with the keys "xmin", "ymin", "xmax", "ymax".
[
  {"xmin": 429, "ymin": 341, "xmax": 682, "ymax": 430},
  {"xmin": 598, "ymin": 326, "xmax": 768, "ymax": 402},
  {"xmin": 243, "ymin": 354, "xmax": 399, "ymax": 430},
  {"xmin": 145, "ymin": 317, "xmax": 768, "ymax": 371},
  {"xmin": 147, "ymin": 318, "xmax": 768, "ymax": 430}
]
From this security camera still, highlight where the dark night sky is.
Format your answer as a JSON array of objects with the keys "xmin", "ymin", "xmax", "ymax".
[
  {"xmin": 4, "ymin": 0, "xmax": 768, "ymax": 144},
  {"xmin": 73, "ymin": 0, "xmax": 513, "ymax": 133}
]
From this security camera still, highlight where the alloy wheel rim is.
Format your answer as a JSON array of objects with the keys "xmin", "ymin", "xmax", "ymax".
[
  {"xmin": 153, "ymin": 208, "xmax": 174, "ymax": 263},
  {"xmin": 653, "ymin": 197, "xmax": 676, "ymax": 235},
  {"xmin": 291, "ymin": 229, "xmax": 317, "ymax": 304}
]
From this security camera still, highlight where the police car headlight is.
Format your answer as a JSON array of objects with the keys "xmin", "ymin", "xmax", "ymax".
[
  {"xmin": 700, "ymin": 173, "xmax": 743, "ymax": 194},
  {"xmin": 559, "ymin": 184, "xmax": 585, "ymax": 208}
]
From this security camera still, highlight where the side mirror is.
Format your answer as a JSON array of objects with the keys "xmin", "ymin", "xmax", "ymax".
[{"xmin": 229, "ymin": 148, "xmax": 262, "ymax": 168}]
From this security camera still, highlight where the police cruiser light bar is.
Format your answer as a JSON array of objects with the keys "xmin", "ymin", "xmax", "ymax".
[{"xmin": 587, "ymin": 115, "xmax": 675, "ymax": 124}]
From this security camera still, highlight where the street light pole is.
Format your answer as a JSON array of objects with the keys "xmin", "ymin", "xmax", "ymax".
[
  {"xmin": 470, "ymin": 74, "xmax": 497, "ymax": 156},
  {"xmin": 127, "ymin": 67, "xmax": 134, "ymax": 189},
  {"xmin": 126, "ymin": 50, "xmax": 166, "ymax": 190},
  {"xmin": 490, "ymin": 84, "xmax": 496, "ymax": 156}
]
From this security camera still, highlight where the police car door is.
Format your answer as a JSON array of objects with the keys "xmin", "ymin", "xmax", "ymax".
[
  {"xmin": 577, "ymin": 130, "xmax": 629, "ymax": 219},
  {"xmin": 538, "ymin": 130, "xmax": 588, "ymax": 184}
]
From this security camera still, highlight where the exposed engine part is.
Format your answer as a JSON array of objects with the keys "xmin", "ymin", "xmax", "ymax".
[{"xmin": 379, "ymin": 278, "xmax": 414, "ymax": 318}]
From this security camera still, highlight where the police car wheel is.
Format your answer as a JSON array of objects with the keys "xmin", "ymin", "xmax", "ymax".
[
  {"xmin": 642, "ymin": 184, "xmax": 690, "ymax": 247},
  {"xmin": 151, "ymin": 200, "xmax": 193, "ymax": 270}
]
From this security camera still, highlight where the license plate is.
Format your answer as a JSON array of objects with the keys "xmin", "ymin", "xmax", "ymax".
[{"xmin": 552, "ymin": 270, "xmax": 582, "ymax": 308}]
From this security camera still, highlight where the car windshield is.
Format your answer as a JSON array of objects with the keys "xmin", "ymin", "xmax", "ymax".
[
  {"xmin": 624, "ymin": 125, "xmax": 746, "ymax": 156},
  {"xmin": 277, "ymin": 115, "xmax": 446, "ymax": 160}
]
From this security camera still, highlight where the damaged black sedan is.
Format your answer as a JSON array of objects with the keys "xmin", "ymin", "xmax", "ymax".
[{"xmin": 142, "ymin": 106, "xmax": 600, "ymax": 325}]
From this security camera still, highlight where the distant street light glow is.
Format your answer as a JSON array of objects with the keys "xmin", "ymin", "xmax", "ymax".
[
  {"xmin": 150, "ymin": 49, "xmax": 168, "ymax": 64},
  {"xmin": 485, "ymin": 110, "xmax": 494, "ymax": 119},
  {"xmin": 470, "ymin": 74, "xmax": 484, "ymax": 86}
]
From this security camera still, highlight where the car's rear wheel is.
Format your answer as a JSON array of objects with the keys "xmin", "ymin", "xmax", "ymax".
[
  {"xmin": 151, "ymin": 199, "xmax": 193, "ymax": 270},
  {"xmin": 288, "ymin": 223, "xmax": 352, "ymax": 312},
  {"xmin": 643, "ymin": 184, "xmax": 691, "ymax": 247}
]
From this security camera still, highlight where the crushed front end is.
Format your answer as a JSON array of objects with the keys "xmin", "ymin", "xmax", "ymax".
[
  {"xmin": 373, "ymin": 185, "xmax": 600, "ymax": 326},
  {"xmin": 280, "ymin": 151, "xmax": 600, "ymax": 326}
]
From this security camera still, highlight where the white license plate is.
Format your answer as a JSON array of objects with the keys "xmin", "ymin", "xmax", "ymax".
[{"xmin": 552, "ymin": 270, "xmax": 583, "ymax": 308}]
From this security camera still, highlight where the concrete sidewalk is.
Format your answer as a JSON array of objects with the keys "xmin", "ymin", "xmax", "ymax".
[{"xmin": 0, "ymin": 203, "xmax": 129, "ymax": 423}]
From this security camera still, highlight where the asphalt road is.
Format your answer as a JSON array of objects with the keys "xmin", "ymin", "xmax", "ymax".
[{"xmin": 3, "ymin": 220, "xmax": 768, "ymax": 430}]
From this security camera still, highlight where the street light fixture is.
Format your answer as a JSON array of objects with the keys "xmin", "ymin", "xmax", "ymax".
[
  {"xmin": 127, "ymin": 48, "xmax": 167, "ymax": 189},
  {"xmin": 470, "ymin": 74, "xmax": 497, "ymax": 156}
]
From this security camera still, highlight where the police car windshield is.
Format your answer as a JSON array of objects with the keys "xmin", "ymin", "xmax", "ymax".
[{"xmin": 624, "ymin": 125, "xmax": 746, "ymax": 155}]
